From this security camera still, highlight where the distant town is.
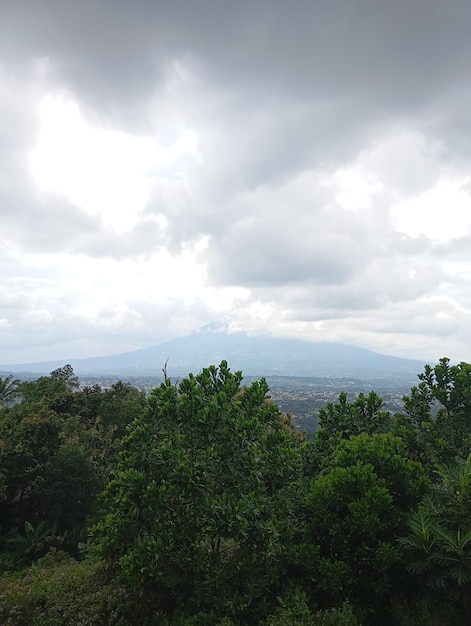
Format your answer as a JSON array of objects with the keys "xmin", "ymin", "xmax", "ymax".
[{"xmin": 73, "ymin": 372, "xmax": 412, "ymax": 437}]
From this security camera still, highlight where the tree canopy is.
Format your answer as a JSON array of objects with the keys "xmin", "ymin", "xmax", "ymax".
[
  {"xmin": 1, "ymin": 357, "xmax": 471, "ymax": 624},
  {"xmin": 92, "ymin": 361, "xmax": 302, "ymax": 621}
]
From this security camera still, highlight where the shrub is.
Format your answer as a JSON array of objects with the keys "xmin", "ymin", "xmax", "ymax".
[
  {"xmin": 263, "ymin": 590, "xmax": 361, "ymax": 625},
  {"xmin": 0, "ymin": 551, "xmax": 135, "ymax": 625}
]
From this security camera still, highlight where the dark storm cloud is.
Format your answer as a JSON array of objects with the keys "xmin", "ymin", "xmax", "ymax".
[
  {"xmin": 3, "ymin": 1, "xmax": 471, "ymax": 133},
  {"xmin": 3, "ymin": 0, "xmax": 471, "ymax": 211},
  {"xmin": 2, "ymin": 0, "xmax": 468, "ymax": 255}
]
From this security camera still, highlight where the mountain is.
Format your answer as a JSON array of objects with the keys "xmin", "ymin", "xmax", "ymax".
[{"xmin": 0, "ymin": 326, "xmax": 427, "ymax": 384}]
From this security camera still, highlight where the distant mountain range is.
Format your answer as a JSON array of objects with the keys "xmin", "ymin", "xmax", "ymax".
[{"xmin": 0, "ymin": 326, "xmax": 427, "ymax": 384}]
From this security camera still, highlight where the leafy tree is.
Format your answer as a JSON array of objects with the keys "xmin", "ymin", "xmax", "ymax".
[
  {"xmin": 0, "ymin": 409, "xmax": 60, "ymax": 534},
  {"xmin": 303, "ymin": 391, "xmax": 392, "ymax": 476},
  {"xmin": 18, "ymin": 365, "xmax": 80, "ymax": 415},
  {"xmin": 0, "ymin": 366, "xmax": 149, "ymax": 564},
  {"xmin": 301, "ymin": 462, "xmax": 401, "ymax": 620},
  {"xmin": 401, "ymin": 358, "xmax": 471, "ymax": 465},
  {"xmin": 54, "ymin": 381, "xmax": 148, "ymax": 483},
  {"xmin": 98, "ymin": 381, "xmax": 148, "ymax": 439},
  {"xmin": 40, "ymin": 444, "xmax": 101, "ymax": 547},
  {"xmin": 0, "ymin": 375, "xmax": 20, "ymax": 411},
  {"xmin": 92, "ymin": 361, "xmax": 302, "ymax": 622},
  {"xmin": 1, "ymin": 386, "xmax": 90, "ymax": 554},
  {"xmin": 50, "ymin": 364, "xmax": 80, "ymax": 390},
  {"xmin": 295, "ymin": 435, "xmax": 428, "ymax": 622},
  {"xmin": 328, "ymin": 433, "xmax": 429, "ymax": 516},
  {"xmin": 400, "ymin": 453, "xmax": 471, "ymax": 621},
  {"xmin": 319, "ymin": 391, "xmax": 390, "ymax": 440}
]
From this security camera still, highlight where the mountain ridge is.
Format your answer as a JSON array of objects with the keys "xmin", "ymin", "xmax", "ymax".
[{"xmin": 0, "ymin": 328, "xmax": 427, "ymax": 384}]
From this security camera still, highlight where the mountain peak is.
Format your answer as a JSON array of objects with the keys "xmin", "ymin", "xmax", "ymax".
[{"xmin": 0, "ymin": 328, "xmax": 426, "ymax": 384}]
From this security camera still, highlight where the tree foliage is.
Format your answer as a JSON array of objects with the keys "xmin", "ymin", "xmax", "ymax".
[
  {"xmin": 92, "ymin": 361, "xmax": 302, "ymax": 622},
  {"xmin": 402, "ymin": 358, "xmax": 471, "ymax": 466},
  {"xmin": 302, "ymin": 461, "xmax": 400, "ymax": 616},
  {"xmin": 304, "ymin": 391, "xmax": 392, "ymax": 476},
  {"xmin": 0, "ymin": 365, "xmax": 147, "ymax": 565},
  {"xmin": 2, "ymin": 356, "xmax": 471, "ymax": 623},
  {"xmin": 0, "ymin": 375, "xmax": 20, "ymax": 411},
  {"xmin": 328, "ymin": 432, "xmax": 429, "ymax": 516},
  {"xmin": 293, "ymin": 437, "xmax": 426, "ymax": 621},
  {"xmin": 400, "ymin": 453, "xmax": 471, "ymax": 620}
]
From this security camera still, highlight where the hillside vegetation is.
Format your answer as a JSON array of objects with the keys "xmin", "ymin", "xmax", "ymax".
[{"xmin": 1, "ymin": 358, "xmax": 471, "ymax": 624}]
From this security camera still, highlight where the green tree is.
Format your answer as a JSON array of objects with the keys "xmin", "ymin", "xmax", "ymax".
[
  {"xmin": 0, "ymin": 375, "xmax": 20, "ymax": 411},
  {"xmin": 303, "ymin": 391, "xmax": 392, "ymax": 476},
  {"xmin": 18, "ymin": 365, "xmax": 80, "ymax": 415},
  {"xmin": 92, "ymin": 361, "xmax": 302, "ymax": 623},
  {"xmin": 301, "ymin": 462, "xmax": 401, "ymax": 620},
  {"xmin": 400, "ymin": 453, "xmax": 471, "ymax": 622},
  {"xmin": 328, "ymin": 433, "xmax": 429, "ymax": 516},
  {"xmin": 0, "ymin": 376, "xmax": 106, "ymax": 557},
  {"xmin": 295, "ymin": 436, "xmax": 428, "ymax": 621},
  {"xmin": 401, "ymin": 358, "xmax": 471, "ymax": 465},
  {"xmin": 50, "ymin": 364, "xmax": 80, "ymax": 390},
  {"xmin": 40, "ymin": 444, "xmax": 101, "ymax": 548},
  {"xmin": 98, "ymin": 380, "xmax": 147, "ymax": 439},
  {"xmin": 0, "ymin": 409, "xmax": 60, "ymax": 534}
]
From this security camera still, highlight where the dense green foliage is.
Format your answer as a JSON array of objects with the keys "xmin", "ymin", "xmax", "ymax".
[
  {"xmin": 1, "ymin": 356, "xmax": 471, "ymax": 624},
  {"xmin": 0, "ymin": 366, "xmax": 147, "ymax": 560},
  {"xmin": 92, "ymin": 362, "xmax": 302, "ymax": 621}
]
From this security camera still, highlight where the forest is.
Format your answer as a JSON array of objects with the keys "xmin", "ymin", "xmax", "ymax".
[{"xmin": 0, "ymin": 358, "xmax": 470, "ymax": 625}]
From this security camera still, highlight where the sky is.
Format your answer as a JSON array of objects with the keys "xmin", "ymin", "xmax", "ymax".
[{"xmin": 1, "ymin": 1, "xmax": 471, "ymax": 365}]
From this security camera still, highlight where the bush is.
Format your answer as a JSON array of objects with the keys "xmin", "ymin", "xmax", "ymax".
[
  {"xmin": 0, "ymin": 551, "xmax": 135, "ymax": 625},
  {"xmin": 263, "ymin": 590, "xmax": 361, "ymax": 625}
]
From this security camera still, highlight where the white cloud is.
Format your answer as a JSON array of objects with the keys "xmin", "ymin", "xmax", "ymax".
[
  {"xmin": 2, "ymin": 2, "xmax": 471, "ymax": 366},
  {"xmin": 29, "ymin": 94, "xmax": 199, "ymax": 233},
  {"xmin": 391, "ymin": 179, "xmax": 471, "ymax": 241}
]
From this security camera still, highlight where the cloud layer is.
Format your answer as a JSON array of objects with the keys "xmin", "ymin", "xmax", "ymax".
[{"xmin": 1, "ymin": 1, "xmax": 471, "ymax": 364}]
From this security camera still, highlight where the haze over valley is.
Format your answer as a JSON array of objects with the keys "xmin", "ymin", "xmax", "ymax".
[{"xmin": 0, "ymin": 326, "xmax": 428, "ymax": 433}]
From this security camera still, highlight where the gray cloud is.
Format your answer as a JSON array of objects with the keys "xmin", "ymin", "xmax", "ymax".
[
  {"xmin": 2, "ymin": 1, "xmax": 471, "ymax": 362},
  {"xmin": 4, "ymin": 1, "xmax": 471, "ymax": 139}
]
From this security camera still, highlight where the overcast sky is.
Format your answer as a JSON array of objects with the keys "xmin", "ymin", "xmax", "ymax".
[{"xmin": 1, "ymin": 1, "xmax": 471, "ymax": 365}]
